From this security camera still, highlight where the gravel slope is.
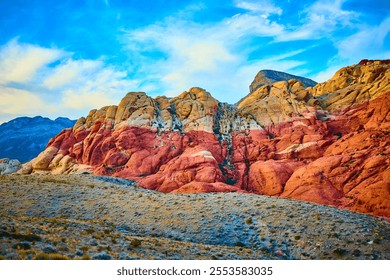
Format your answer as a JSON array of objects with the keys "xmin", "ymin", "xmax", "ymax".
[{"xmin": 0, "ymin": 174, "xmax": 389, "ymax": 260}]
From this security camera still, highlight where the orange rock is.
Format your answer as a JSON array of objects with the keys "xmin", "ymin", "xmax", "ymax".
[
  {"xmin": 172, "ymin": 181, "xmax": 243, "ymax": 194},
  {"xmin": 24, "ymin": 62, "xmax": 390, "ymax": 218},
  {"xmin": 248, "ymin": 160, "xmax": 304, "ymax": 195}
]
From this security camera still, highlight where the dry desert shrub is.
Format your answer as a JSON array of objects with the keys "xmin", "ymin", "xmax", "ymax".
[{"xmin": 33, "ymin": 252, "xmax": 70, "ymax": 260}]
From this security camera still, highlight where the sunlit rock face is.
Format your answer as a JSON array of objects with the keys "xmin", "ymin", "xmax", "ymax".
[{"xmin": 24, "ymin": 60, "xmax": 390, "ymax": 218}]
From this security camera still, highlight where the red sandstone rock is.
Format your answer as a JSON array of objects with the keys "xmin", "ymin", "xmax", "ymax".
[
  {"xmin": 171, "ymin": 182, "xmax": 243, "ymax": 194},
  {"xmin": 138, "ymin": 146, "xmax": 225, "ymax": 192},
  {"xmin": 23, "ymin": 61, "xmax": 390, "ymax": 218},
  {"xmin": 249, "ymin": 160, "xmax": 304, "ymax": 196}
]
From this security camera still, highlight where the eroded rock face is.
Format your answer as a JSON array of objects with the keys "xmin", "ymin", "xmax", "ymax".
[
  {"xmin": 281, "ymin": 93, "xmax": 390, "ymax": 217},
  {"xmin": 310, "ymin": 59, "xmax": 390, "ymax": 110},
  {"xmin": 24, "ymin": 61, "xmax": 390, "ymax": 218}
]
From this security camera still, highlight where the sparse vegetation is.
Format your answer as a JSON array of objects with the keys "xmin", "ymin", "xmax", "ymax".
[
  {"xmin": 85, "ymin": 228, "xmax": 95, "ymax": 234},
  {"xmin": 130, "ymin": 239, "xmax": 142, "ymax": 248},
  {"xmin": 33, "ymin": 253, "xmax": 70, "ymax": 260},
  {"xmin": 333, "ymin": 248, "xmax": 347, "ymax": 258},
  {"xmin": 81, "ymin": 254, "xmax": 91, "ymax": 260},
  {"xmin": 12, "ymin": 242, "xmax": 32, "ymax": 250},
  {"xmin": 245, "ymin": 217, "xmax": 253, "ymax": 225},
  {"xmin": 79, "ymin": 246, "xmax": 90, "ymax": 252},
  {"xmin": 0, "ymin": 174, "xmax": 389, "ymax": 260},
  {"xmin": 0, "ymin": 230, "xmax": 41, "ymax": 242}
]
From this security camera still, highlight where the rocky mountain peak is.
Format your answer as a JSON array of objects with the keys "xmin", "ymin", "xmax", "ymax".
[{"xmin": 249, "ymin": 69, "xmax": 317, "ymax": 93}]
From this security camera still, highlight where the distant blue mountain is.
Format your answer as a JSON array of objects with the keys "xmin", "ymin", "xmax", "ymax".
[{"xmin": 0, "ymin": 116, "xmax": 76, "ymax": 163}]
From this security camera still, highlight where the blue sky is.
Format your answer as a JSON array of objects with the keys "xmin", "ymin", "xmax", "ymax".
[{"xmin": 0, "ymin": 0, "xmax": 389, "ymax": 123}]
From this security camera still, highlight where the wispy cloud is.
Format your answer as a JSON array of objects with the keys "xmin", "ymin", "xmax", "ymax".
[
  {"xmin": 235, "ymin": 0, "xmax": 283, "ymax": 16},
  {"xmin": 121, "ymin": 0, "xmax": 376, "ymax": 101},
  {"xmin": 275, "ymin": 0, "xmax": 358, "ymax": 41},
  {"xmin": 0, "ymin": 86, "xmax": 51, "ymax": 117},
  {"xmin": 0, "ymin": 40, "xmax": 138, "ymax": 122},
  {"xmin": 337, "ymin": 16, "xmax": 390, "ymax": 62},
  {"xmin": 122, "ymin": 4, "xmax": 302, "ymax": 102},
  {"xmin": 0, "ymin": 39, "xmax": 65, "ymax": 84},
  {"xmin": 43, "ymin": 59, "xmax": 103, "ymax": 89},
  {"xmin": 248, "ymin": 49, "xmax": 309, "ymax": 72},
  {"xmin": 312, "ymin": 15, "xmax": 390, "ymax": 82}
]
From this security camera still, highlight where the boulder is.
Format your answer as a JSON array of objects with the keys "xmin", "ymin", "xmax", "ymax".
[{"xmin": 0, "ymin": 158, "xmax": 22, "ymax": 174}]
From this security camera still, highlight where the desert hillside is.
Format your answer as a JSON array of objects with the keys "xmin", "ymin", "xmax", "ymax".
[{"xmin": 0, "ymin": 174, "xmax": 389, "ymax": 260}]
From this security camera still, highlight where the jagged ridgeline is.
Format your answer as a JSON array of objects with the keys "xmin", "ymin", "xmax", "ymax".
[{"xmin": 22, "ymin": 60, "xmax": 390, "ymax": 218}]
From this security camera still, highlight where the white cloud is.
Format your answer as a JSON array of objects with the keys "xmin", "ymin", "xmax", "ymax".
[
  {"xmin": 0, "ymin": 86, "xmax": 52, "ymax": 116},
  {"xmin": 311, "ymin": 65, "xmax": 342, "ymax": 82},
  {"xmin": 337, "ymin": 16, "xmax": 390, "ymax": 63},
  {"xmin": 251, "ymin": 49, "xmax": 308, "ymax": 69},
  {"xmin": 311, "ymin": 15, "xmax": 390, "ymax": 82},
  {"xmin": 0, "ymin": 39, "xmax": 65, "ymax": 84},
  {"xmin": 235, "ymin": 0, "xmax": 283, "ymax": 16},
  {"xmin": 0, "ymin": 40, "xmax": 139, "ymax": 123},
  {"xmin": 308, "ymin": 0, "xmax": 356, "ymax": 25},
  {"xmin": 225, "ymin": 13, "xmax": 284, "ymax": 37},
  {"xmin": 275, "ymin": 0, "xmax": 358, "ymax": 42},
  {"xmin": 123, "ymin": 7, "xmax": 297, "ymax": 102},
  {"xmin": 60, "ymin": 65, "xmax": 138, "ymax": 110},
  {"xmin": 43, "ymin": 59, "xmax": 103, "ymax": 89},
  {"xmin": 121, "ymin": 0, "xmax": 370, "ymax": 103}
]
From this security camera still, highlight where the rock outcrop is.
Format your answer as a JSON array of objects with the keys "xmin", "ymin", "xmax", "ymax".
[
  {"xmin": 0, "ymin": 158, "xmax": 22, "ymax": 175},
  {"xmin": 249, "ymin": 69, "xmax": 317, "ymax": 93},
  {"xmin": 310, "ymin": 59, "xmax": 390, "ymax": 110},
  {"xmin": 23, "ymin": 60, "xmax": 390, "ymax": 218}
]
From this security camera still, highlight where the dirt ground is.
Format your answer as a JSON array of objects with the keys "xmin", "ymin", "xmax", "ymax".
[{"xmin": 0, "ymin": 174, "xmax": 389, "ymax": 260}]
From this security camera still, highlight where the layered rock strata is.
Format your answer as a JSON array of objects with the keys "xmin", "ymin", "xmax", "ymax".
[{"xmin": 23, "ymin": 60, "xmax": 390, "ymax": 218}]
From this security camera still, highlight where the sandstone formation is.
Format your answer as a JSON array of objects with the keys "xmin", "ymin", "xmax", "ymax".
[
  {"xmin": 23, "ymin": 60, "xmax": 390, "ymax": 218},
  {"xmin": 311, "ymin": 59, "xmax": 390, "ymax": 110}
]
